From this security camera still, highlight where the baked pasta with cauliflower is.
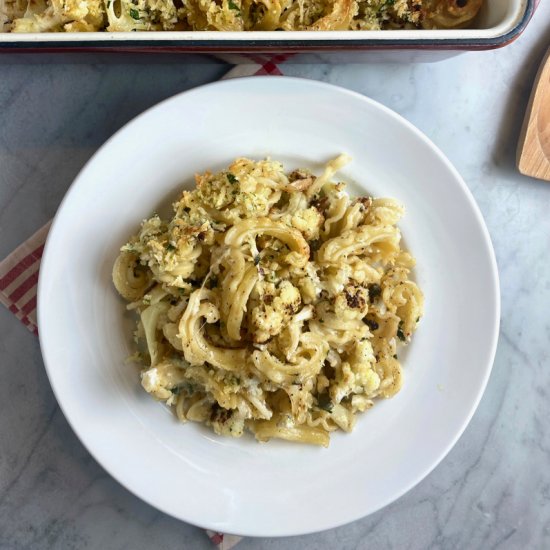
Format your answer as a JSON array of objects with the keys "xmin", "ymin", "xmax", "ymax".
[
  {"xmin": 2, "ymin": 0, "xmax": 482, "ymax": 33},
  {"xmin": 112, "ymin": 155, "xmax": 424, "ymax": 447}
]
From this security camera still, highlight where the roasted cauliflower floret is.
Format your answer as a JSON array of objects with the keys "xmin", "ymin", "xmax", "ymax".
[
  {"xmin": 10, "ymin": 8, "xmax": 63, "ymax": 30},
  {"xmin": 105, "ymin": 0, "xmax": 145, "ymax": 30},
  {"xmin": 250, "ymin": 280, "xmax": 301, "ymax": 343},
  {"xmin": 106, "ymin": 0, "xmax": 178, "ymax": 32},
  {"xmin": 141, "ymin": 360, "xmax": 188, "ymax": 401},
  {"xmin": 173, "ymin": 158, "xmax": 286, "ymax": 225},
  {"xmin": 291, "ymin": 207, "xmax": 324, "ymax": 240},
  {"xmin": 286, "ymin": 379, "xmax": 315, "ymax": 424},
  {"xmin": 184, "ymin": 0, "xmax": 244, "ymax": 31},
  {"xmin": 333, "ymin": 284, "xmax": 369, "ymax": 320},
  {"xmin": 10, "ymin": 0, "xmax": 105, "ymax": 32},
  {"xmin": 329, "ymin": 339, "xmax": 380, "ymax": 404},
  {"xmin": 297, "ymin": 263, "xmax": 322, "ymax": 304},
  {"xmin": 195, "ymin": 169, "xmax": 240, "ymax": 210},
  {"xmin": 209, "ymin": 406, "xmax": 247, "ymax": 437},
  {"xmin": 106, "ymin": 0, "xmax": 179, "ymax": 31},
  {"xmin": 121, "ymin": 214, "xmax": 209, "ymax": 286}
]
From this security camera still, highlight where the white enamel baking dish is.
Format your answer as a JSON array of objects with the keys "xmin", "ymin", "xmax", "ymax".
[{"xmin": 0, "ymin": 1, "xmax": 538, "ymax": 63}]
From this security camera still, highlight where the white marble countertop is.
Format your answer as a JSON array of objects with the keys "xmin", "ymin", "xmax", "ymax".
[{"xmin": 2, "ymin": 4, "xmax": 550, "ymax": 549}]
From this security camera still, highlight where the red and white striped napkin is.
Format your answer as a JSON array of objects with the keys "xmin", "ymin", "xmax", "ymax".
[
  {"xmin": 0, "ymin": 221, "xmax": 51, "ymax": 335},
  {"xmin": 0, "ymin": 60, "xmax": 285, "ymax": 550}
]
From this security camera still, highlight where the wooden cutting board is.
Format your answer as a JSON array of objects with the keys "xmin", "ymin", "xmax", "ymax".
[{"xmin": 517, "ymin": 48, "xmax": 550, "ymax": 181}]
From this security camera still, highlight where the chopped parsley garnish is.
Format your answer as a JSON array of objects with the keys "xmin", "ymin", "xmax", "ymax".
[
  {"xmin": 309, "ymin": 239, "xmax": 321, "ymax": 251},
  {"xmin": 228, "ymin": 0, "xmax": 240, "ymax": 11},
  {"xmin": 368, "ymin": 283, "xmax": 382, "ymax": 302},
  {"xmin": 254, "ymin": 255, "xmax": 260, "ymax": 266},
  {"xmin": 364, "ymin": 318, "xmax": 379, "ymax": 331},
  {"xmin": 228, "ymin": 375, "xmax": 240, "ymax": 386},
  {"xmin": 317, "ymin": 393, "xmax": 333, "ymax": 412},
  {"xmin": 183, "ymin": 382, "xmax": 195, "ymax": 395},
  {"xmin": 227, "ymin": 173, "xmax": 238, "ymax": 184},
  {"xmin": 165, "ymin": 243, "xmax": 176, "ymax": 251},
  {"xmin": 171, "ymin": 386, "xmax": 181, "ymax": 395},
  {"xmin": 129, "ymin": 8, "xmax": 140, "ymax": 19},
  {"xmin": 397, "ymin": 321, "xmax": 406, "ymax": 341}
]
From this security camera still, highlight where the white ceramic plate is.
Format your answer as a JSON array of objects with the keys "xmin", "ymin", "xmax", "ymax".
[{"xmin": 38, "ymin": 77, "xmax": 500, "ymax": 537}]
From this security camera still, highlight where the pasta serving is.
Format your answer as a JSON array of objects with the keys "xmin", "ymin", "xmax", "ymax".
[
  {"xmin": 113, "ymin": 155, "xmax": 424, "ymax": 447},
  {"xmin": 2, "ymin": 0, "xmax": 483, "ymax": 33}
]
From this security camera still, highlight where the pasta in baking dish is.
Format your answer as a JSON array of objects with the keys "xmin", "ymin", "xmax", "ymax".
[
  {"xmin": 2, "ymin": 0, "xmax": 483, "ymax": 33},
  {"xmin": 113, "ymin": 155, "xmax": 424, "ymax": 447}
]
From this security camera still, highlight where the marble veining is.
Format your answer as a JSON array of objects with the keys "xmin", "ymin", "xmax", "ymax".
[{"xmin": 1, "ymin": 4, "xmax": 550, "ymax": 548}]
